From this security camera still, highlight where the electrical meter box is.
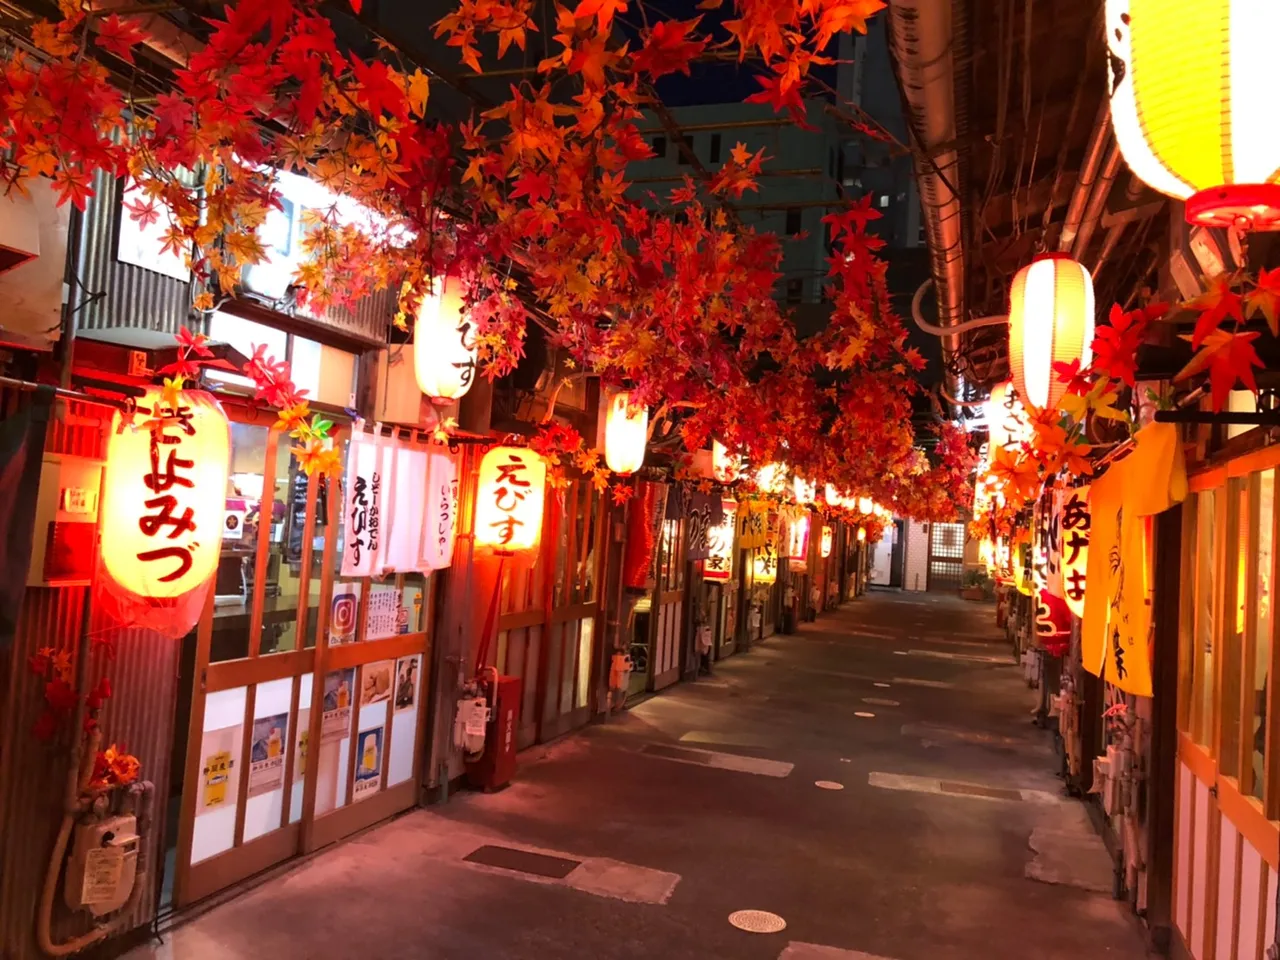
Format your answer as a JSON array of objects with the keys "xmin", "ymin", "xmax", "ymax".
[
  {"xmin": 27, "ymin": 453, "xmax": 102, "ymax": 587},
  {"xmin": 63, "ymin": 814, "xmax": 139, "ymax": 917}
]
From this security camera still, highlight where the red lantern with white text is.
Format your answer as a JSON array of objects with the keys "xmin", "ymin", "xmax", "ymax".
[
  {"xmin": 474, "ymin": 446, "xmax": 547, "ymax": 554},
  {"xmin": 604, "ymin": 391, "xmax": 647, "ymax": 475},
  {"xmin": 1008, "ymin": 254, "xmax": 1095, "ymax": 412},
  {"xmin": 1106, "ymin": 0, "xmax": 1280, "ymax": 229},
  {"xmin": 99, "ymin": 387, "xmax": 231, "ymax": 639},
  {"xmin": 414, "ymin": 277, "xmax": 478, "ymax": 401}
]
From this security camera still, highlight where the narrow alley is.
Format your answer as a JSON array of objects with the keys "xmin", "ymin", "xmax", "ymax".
[{"xmin": 126, "ymin": 593, "xmax": 1147, "ymax": 960}]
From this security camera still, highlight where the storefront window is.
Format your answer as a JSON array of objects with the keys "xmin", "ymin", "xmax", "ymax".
[
  {"xmin": 1191, "ymin": 489, "xmax": 1218, "ymax": 747},
  {"xmin": 1251, "ymin": 469, "xmax": 1275, "ymax": 798},
  {"xmin": 212, "ymin": 422, "xmax": 271, "ymax": 662},
  {"xmin": 1220, "ymin": 479, "xmax": 1247, "ymax": 778},
  {"xmin": 260, "ymin": 440, "xmax": 308, "ymax": 654}
]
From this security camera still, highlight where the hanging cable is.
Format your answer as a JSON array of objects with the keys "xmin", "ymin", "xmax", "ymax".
[{"xmin": 911, "ymin": 280, "xmax": 1009, "ymax": 337}]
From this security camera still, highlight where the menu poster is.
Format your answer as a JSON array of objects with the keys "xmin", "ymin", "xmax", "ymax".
[
  {"xmin": 366, "ymin": 587, "xmax": 403, "ymax": 641},
  {"xmin": 248, "ymin": 713, "xmax": 288, "ymax": 797},
  {"xmin": 294, "ymin": 707, "xmax": 310, "ymax": 782},
  {"xmin": 394, "ymin": 656, "xmax": 418, "ymax": 712},
  {"xmin": 360, "ymin": 660, "xmax": 394, "ymax": 706},
  {"xmin": 198, "ymin": 725, "xmax": 240, "ymax": 816},
  {"xmin": 353, "ymin": 727, "xmax": 383, "ymax": 800},
  {"xmin": 321, "ymin": 668, "xmax": 355, "ymax": 744}
]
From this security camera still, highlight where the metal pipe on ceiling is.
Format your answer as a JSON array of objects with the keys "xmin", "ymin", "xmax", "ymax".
[
  {"xmin": 1057, "ymin": 101, "xmax": 1112, "ymax": 254},
  {"xmin": 886, "ymin": 0, "xmax": 967, "ymax": 419},
  {"xmin": 1069, "ymin": 141, "xmax": 1124, "ymax": 264}
]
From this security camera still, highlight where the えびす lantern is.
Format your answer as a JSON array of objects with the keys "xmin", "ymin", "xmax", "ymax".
[
  {"xmin": 413, "ymin": 277, "xmax": 478, "ymax": 401},
  {"xmin": 99, "ymin": 386, "xmax": 231, "ymax": 639},
  {"xmin": 1008, "ymin": 254, "xmax": 1095, "ymax": 412},
  {"xmin": 1106, "ymin": 0, "xmax": 1280, "ymax": 229},
  {"xmin": 820, "ymin": 526, "xmax": 833, "ymax": 558},
  {"xmin": 474, "ymin": 446, "xmax": 547, "ymax": 553},
  {"xmin": 712, "ymin": 441, "xmax": 741, "ymax": 484},
  {"xmin": 603, "ymin": 392, "xmax": 647, "ymax": 475}
]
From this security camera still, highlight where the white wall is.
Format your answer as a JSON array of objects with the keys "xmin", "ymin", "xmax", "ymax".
[{"xmin": 904, "ymin": 520, "xmax": 930, "ymax": 592}]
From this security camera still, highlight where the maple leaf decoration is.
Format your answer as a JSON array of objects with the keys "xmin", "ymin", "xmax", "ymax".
[
  {"xmin": 1186, "ymin": 274, "xmax": 1244, "ymax": 349},
  {"xmin": 1176, "ymin": 329, "xmax": 1264, "ymax": 411},
  {"xmin": 1245, "ymin": 267, "xmax": 1280, "ymax": 338},
  {"xmin": 631, "ymin": 18, "xmax": 707, "ymax": 78}
]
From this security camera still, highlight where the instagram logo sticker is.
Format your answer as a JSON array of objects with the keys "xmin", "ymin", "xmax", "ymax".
[{"xmin": 331, "ymin": 591, "xmax": 357, "ymax": 645}]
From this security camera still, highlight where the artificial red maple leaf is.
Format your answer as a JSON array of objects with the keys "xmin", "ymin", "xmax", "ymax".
[
  {"xmin": 52, "ymin": 167, "xmax": 93, "ymax": 211},
  {"xmin": 177, "ymin": 325, "xmax": 214, "ymax": 358},
  {"xmin": 349, "ymin": 55, "xmax": 408, "ymax": 121},
  {"xmin": 823, "ymin": 194, "xmax": 881, "ymax": 241},
  {"xmin": 1186, "ymin": 274, "xmax": 1243, "ymax": 349},
  {"xmin": 745, "ymin": 72, "xmax": 809, "ymax": 127},
  {"xmin": 94, "ymin": 15, "xmax": 147, "ymax": 64},
  {"xmin": 1245, "ymin": 267, "xmax": 1280, "ymax": 337},
  {"xmin": 510, "ymin": 169, "xmax": 553, "ymax": 204},
  {"xmin": 348, "ymin": 0, "xmax": 363, "ymax": 12},
  {"xmin": 1051, "ymin": 357, "xmax": 1091, "ymax": 396},
  {"xmin": 1090, "ymin": 303, "xmax": 1150, "ymax": 386},
  {"xmin": 814, "ymin": 1, "xmax": 887, "ymax": 49},
  {"xmin": 630, "ymin": 18, "xmax": 707, "ymax": 79},
  {"xmin": 1175, "ymin": 329, "xmax": 1263, "ymax": 411},
  {"xmin": 573, "ymin": 0, "xmax": 627, "ymax": 34}
]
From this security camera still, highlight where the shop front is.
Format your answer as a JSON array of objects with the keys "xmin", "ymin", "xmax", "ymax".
[{"xmin": 704, "ymin": 498, "xmax": 739, "ymax": 661}]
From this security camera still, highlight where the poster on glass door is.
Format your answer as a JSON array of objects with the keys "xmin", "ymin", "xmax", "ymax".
[{"xmin": 353, "ymin": 727, "xmax": 383, "ymax": 800}]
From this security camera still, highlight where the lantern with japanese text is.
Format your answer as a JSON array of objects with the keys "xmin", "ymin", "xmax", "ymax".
[
  {"xmin": 99, "ymin": 387, "xmax": 231, "ymax": 639},
  {"xmin": 712, "ymin": 441, "xmax": 741, "ymax": 484},
  {"xmin": 1106, "ymin": 0, "xmax": 1280, "ymax": 229},
  {"xmin": 751, "ymin": 541, "xmax": 778, "ymax": 584},
  {"xmin": 604, "ymin": 392, "xmax": 648, "ymax": 475},
  {"xmin": 793, "ymin": 475, "xmax": 816, "ymax": 505},
  {"xmin": 1058, "ymin": 485, "xmax": 1091, "ymax": 618},
  {"xmin": 413, "ymin": 277, "xmax": 478, "ymax": 402},
  {"xmin": 786, "ymin": 512, "xmax": 810, "ymax": 559},
  {"xmin": 704, "ymin": 500, "xmax": 737, "ymax": 582},
  {"xmin": 985, "ymin": 381, "xmax": 1030, "ymax": 452},
  {"xmin": 1008, "ymin": 255, "xmax": 1095, "ymax": 412},
  {"xmin": 820, "ymin": 526, "xmax": 833, "ymax": 558},
  {"xmin": 474, "ymin": 446, "xmax": 547, "ymax": 554}
]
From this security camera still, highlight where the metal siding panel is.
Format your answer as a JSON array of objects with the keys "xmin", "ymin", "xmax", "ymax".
[{"xmin": 74, "ymin": 171, "xmax": 195, "ymax": 336}]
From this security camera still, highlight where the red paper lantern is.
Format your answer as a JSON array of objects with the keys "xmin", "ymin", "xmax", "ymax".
[
  {"xmin": 99, "ymin": 387, "xmax": 231, "ymax": 638},
  {"xmin": 1008, "ymin": 254, "xmax": 1095, "ymax": 412},
  {"xmin": 474, "ymin": 446, "xmax": 547, "ymax": 554}
]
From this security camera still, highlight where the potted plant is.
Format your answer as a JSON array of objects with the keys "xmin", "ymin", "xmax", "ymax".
[{"xmin": 961, "ymin": 568, "xmax": 993, "ymax": 601}]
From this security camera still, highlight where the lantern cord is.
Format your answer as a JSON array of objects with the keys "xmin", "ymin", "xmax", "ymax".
[
  {"xmin": 911, "ymin": 280, "xmax": 1008, "ymax": 337},
  {"xmin": 938, "ymin": 382, "xmax": 987, "ymax": 411},
  {"xmin": 473, "ymin": 556, "xmax": 506, "ymax": 676},
  {"xmin": 0, "ymin": 375, "xmax": 132, "ymax": 412}
]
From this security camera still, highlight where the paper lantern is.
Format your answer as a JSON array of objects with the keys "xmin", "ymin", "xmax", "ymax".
[
  {"xmin": 786, "ymin": 512, "xmax": 810, "ymax": 559},
  {"xmin": 704, "ymin": 500, "xmax": 736, "ymax": 582},
  {"xmin": 712, "ymin": 441, "xmax": 740, "ymax": 484},
  {"xmin": 474, "ymin": 446, "xmax": 547, "ymax": 553},
  {"xmin": 820, "ymin": 526, "xmax": 833, "ymax": 558},
  {"xmin": 792, "ymin": 475, "xmax": 816, "ymax": 505},
  {"xmin": 1106, "ymin": 0, "xmax": 1280, "ymax": 228},
  {"xmin": 755, "ymin": 462, "xmax": 786, "ymax": 494},
  {"xmin": 604, "ymin": 391, "xmax": 648, "ymax": 475},
  {"xmin": 857, "ymin": 497, "xmax": 873, "ymax": 515},
  {"xmin": 856, "ymin": 527, "xmax": 866, "ymax": 542},
  {"xmin": 751, "ymin": 542, "xmax": 778, "ymax": 583},
  {"xmin": 823, "ymin": 483, "xmax": 842, "ymax": 507},
  {"xmin": 1058, "ymin": 485, "xmax": 1091, "ymax": 618},
  {"xmin": 985, "ymin": 381, "xmax": 1031, "ymax": 452},
  {"xmin": 99, "ymin": 387, "xmax": 230, "ymax": 638},
  {"xmin": 413, "ymin": 277, "xmax": 478, "ymax": 401},
  {"xmin": 1008, "ymin": 254, "xmax": 1095, "ymax": 412}
]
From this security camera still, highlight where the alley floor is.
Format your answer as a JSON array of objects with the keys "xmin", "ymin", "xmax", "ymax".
[{"xmin": 126, "ymin": 591, "xmax": 1151, "ymax": 960}]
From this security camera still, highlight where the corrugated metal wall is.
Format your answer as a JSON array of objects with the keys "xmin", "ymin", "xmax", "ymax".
[
  {"xmin": 73, "ymin": 170, "xmax": 197, "ymax": 337},
  {"xmin": 0, "ymin": 396, "xmax": 176, "ymax": 960}
]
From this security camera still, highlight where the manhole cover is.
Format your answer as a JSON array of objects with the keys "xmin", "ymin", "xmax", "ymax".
[
  {"xmin": 863, "ymin": 697, "xmax": 900, "ymax": 707},
  {"xmin": 839, "ymin": 758, "xmax": 851, "ymax": 763},
  {"xmin": 814, "ymin": 780, "xmax": 844, "ymax": 790},
  {"xmin": 728, "ymin": 910, "xmax": 787, "ymax": 934},
  {"xmin": 855, "ymin": 711, "xmax": 876, "ymax": 718},
  {"xmin": 873, "ymin": 682, "xmax": 891, "ymax": 688}
]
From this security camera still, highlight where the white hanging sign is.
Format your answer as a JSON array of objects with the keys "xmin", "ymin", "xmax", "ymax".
[
  {"xmin": 420, "ymin": 448, "xmax": 459, "ymax": 571},
  {"xmin": 341, "ymin": 433, "xmax": 382, "ymax": 578},
  {"xmin": 386, "ymin": 444, "xmax": 428, "ymax": 574}
]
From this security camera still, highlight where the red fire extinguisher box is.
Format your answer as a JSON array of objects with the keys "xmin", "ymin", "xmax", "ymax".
[{"xmin": 466, "ymin": 674, "xmax": 522, "ymax": 791}]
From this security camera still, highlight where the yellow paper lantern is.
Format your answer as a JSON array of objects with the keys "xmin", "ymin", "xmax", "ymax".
[
  {"xmin": 984, "ymin": 381, "xmax": 1031, "ymax": 452},
  {"xmin": 823, "ymin": 483, "xmax": 842, "ymax": 507},
  {"xmin": 820, "ymin": 526, "xmax": 833, "ymax": 558},
  {"xmin": 1106, "ymin": 0, "xmax": 1280, "ymax": 228},
  {"xmin": 100, "ymin": 387, "xmax": 231, "ymax": 637},
  {"xmin": 786, "ymin": 512, "xmax": 810, "ymax": 559},
  {"xmin": 792, "ymin": 475, "xmax": 816, "ymax": 505},
  {"xmin": 1008, "ymin": 254, "xmax": 1095, "ymax": 412},
  {"xmin": 712, "ymin": 440, "xmax": 740, "ymax": 484},
  {"xmin": 856, "ymin": 527, "xmax": 867, "ymax": 542},
  {"xmin": 474, "ymin": 446, "xmax": 547, "ymax": 553},
  {"xmin": 413, "ymin": 277, "xmax": 478, "ymax": 401},
  {"xmin": 604, "ymin": 391, "xmax": 647, "ymax": 475},
  {"xmin": 857, "ymin": 497, "xmax": 874, "ymax": 515},
  {"xmin": 751, "ymin": 541, "xmax": 778, "ymax": 583},
  {"xmin": 755, "ymin": 462, "xmax": 786, "ymax": 494}
]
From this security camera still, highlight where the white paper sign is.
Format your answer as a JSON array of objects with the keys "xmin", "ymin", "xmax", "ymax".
[
  {"xmin": 340, "ymin": 434, "xmax": 382, "ymax": 578},
  {"xmin": 386, "ymin": 444, "xmax": 427, "ymax": 573},
  {"xmin": 419, "ymin": 449, "xmax": 459, "ymax": 571}
]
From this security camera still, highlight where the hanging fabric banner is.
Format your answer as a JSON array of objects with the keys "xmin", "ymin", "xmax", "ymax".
[
  {"xmin": 1058, "ymin": 485, "xmax": 1091, "ymax": 618},
  {"xmin": 737, "ymin": 501, "xmax": 768, "ymax": 549},
  {"xmin": 387, "ymin": 444, "xmax": 428, "ymax": 574},
  {"xmin": 373, "ymin": 434, "xmax": 397, "ymax": 574},
  {"xmin": 1045, "ymin": 487, "xmax": 1063, "ymax": 600},
  {"xmin": 704, "ymin": 500, "xmax": 737, "ymax": 581},
  {"xmin": 1083, "ymin": 422, "xmax": 1188, "ymax": 695},
  {"xmin": 686, "ymin": 490, "xmax": 721, "ymax": 561},
  {"xmin": 1035, "ymin": 588, "xmax": 1072, "ymax": 656},
  {"xmin": 419, "ymin": 447, "xmax": 459, "ymax": 571},
  {"xmin": 341, "ymin": 432, "xmax": 382, "ymax": 578}
]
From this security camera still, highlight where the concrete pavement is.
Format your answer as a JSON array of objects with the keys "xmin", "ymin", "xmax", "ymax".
[{"xmin": 126, "ymin": 590, "xmax": 1150, "ymax": 959}]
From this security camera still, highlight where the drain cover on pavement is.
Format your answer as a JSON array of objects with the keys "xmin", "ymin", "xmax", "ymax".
[
  {"xmin": 814, "ymin": 780, "xmax": 844, "ymax": 790},
  {"xmin": 463, "ymin": 845, "xmax": 581, "ymax": 879},
  {"xmin": 873, "ymin": 682, "xmax": 891, "ymax": 688},
  {"xmin": 854, "ymin": 711, "xmax": 876, "ymax": 718},
  {"xmin": 729, "ymin": 910, "xmax": 787, "ymax": 933},
  {"xmin": 862, "ymin": 698, "xmax": 900, "ymax": 707}
]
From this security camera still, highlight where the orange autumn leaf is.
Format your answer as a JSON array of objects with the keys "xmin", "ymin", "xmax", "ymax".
[
  {"xmin": 1175, "ymin": 329, "xmax": 1263, "ymax": 411},
  {"xmin": 1245, "ymin": 267, "xmax": 1280, "ymax": 338},
  {"xmin": 1186, "ymin": 273, "xmax": 1244, "ymax": 349}
]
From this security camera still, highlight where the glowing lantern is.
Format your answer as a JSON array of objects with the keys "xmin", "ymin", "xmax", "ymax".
[
  {"xmin": 1058, "ymin": 485, "xmax": 1091, "ymax": 618},
  {"xmin": 857, "ymin": 497, "xmax": 873, "ymax": 515},
  {"xmin": 1008, "ymin": 254, "xmax": 1095, "ymax": 412},
  {"xmin": 474, "ymin": 446, "xmax": 547, "ymax": 553},
  {"xmin": 704, "ymin": 500, "xmax": 737, "ymax": 582},
  {"xmin": 820, "ymin": 526, "xmax": 833, "ymax": 558},
  {"xmin": 786, "ymin": 512, "xmax": 810, "ymax": 559},
  {"xmin": 751, "ymin": 541, "xmax": 778, "ymax": 583},
  {"xmin": 1106, "ymin": 0, "xmax": 1280, "ymax": 229},
  {"xmin": 712, "ymin": 441, "xmax": 741, "ymax": 483},
  {"xmin": 985, "ymin": 381, "xmax": 1031, "ymax": 452},
  {"xmin": 99, "ymin": 387, "xmax": 231, "ymax": 639},
  {"xmin": 413, "ymin": 277, "xmax": 478, "ymax": 401},
  {"xmin": 755, "ymin": 462, "xmax": 786, "ymax": 494},
  {"xmin": 604, "ymin": 391, "xmax": 647, "ymax": 475},
  {"xmin": 793, "ymin": 475, "xmax": 816, "ymax": 504},
  {"xmin": 856, "ymin": 527, "xmax": 867, "ymax": 542},
  {"xmin": 824, "ymin": 483, "xmax": 842, "ymax": 506}
]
